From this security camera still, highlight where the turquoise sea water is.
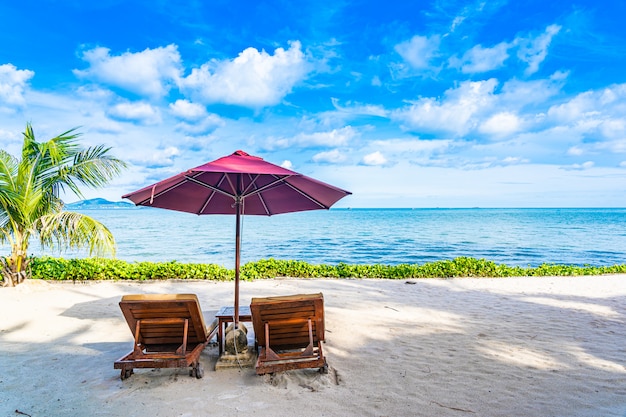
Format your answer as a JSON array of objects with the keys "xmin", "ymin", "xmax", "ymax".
[{"xmin": 3, "ymin": 208, "xmax": 626, "ymax": 267}]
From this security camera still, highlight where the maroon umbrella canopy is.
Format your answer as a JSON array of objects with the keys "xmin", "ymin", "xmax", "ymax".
[{"xmin": 123, "ymin": 150, "xmax": 351, "ymax": 325}]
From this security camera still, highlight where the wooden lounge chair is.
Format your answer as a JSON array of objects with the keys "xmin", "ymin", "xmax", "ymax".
[
  {"xmin": 114, "ymin": 294, "xmax": 218, "ymax": 380},
  {"xmin": 250, "ymin": 293, "xmax": 328, "ymax": 375}
]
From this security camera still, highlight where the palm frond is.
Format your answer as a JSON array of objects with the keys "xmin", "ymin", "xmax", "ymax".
[
  {"xmin": 1, "ymin": 123, "xmax": 125, "ymax": 283},
  {"xmin": 36, "ymin": 211, "xmax": 117, "ymax": 257}
]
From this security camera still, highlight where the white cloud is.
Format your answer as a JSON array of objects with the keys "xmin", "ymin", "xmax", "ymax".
[
  {"xmin": 74, "ymin": 45, "xmax": 183, "ymax": 98},
  {"xmin": 595, "ymin": 139, "xmax": 626, "ymax": 154},
  {"xmin": 331, "ymin": 98, "xmax": 388, "ymax": 117},
  {"xmin": 0, "ymin": 128, "xmax": 22, "ymax": 154},
  {"xmin": 107, "ymin": 101, "xmax": 162, "ymax": 125},
  {"xmin": 392, "ymin": 79, "xmax": 498, "ymax": 136},
  {"xmin": 169, "ymin": 99, "xmax": 207, "ymax": 121},
  {"xmin": 0, "ymin": 64, "xmax": 34, "ymax": 108},
  {"xmin": 394, "ymin": 35, "xmax": 441, "ymax": 69},
  {"xmin": 312, "ymin": 149, "xmax": 346, "ymax": 163},
  {"xmin": 132, "ymin": 146, "xmax": 181, "ymax": 168},
  {"xmin": 174, "ymin": 114, "xmax": 224, "ymax": 135},
  {"xmin": 499, "ymin": 72, "xmax": 566, "ymax": 107},
  {"xmin": 516, "ymin": 24, "xmax": 561, "ymax": 76},
  {"xmin": 479, "ymin": 112, "xmax": 521, "ymax": 137},
  {"xmin": 501, "ymin": 156, "xmax": 528, "ymax": 165},
  {"xmin": 547, "ymin": 84, "xmax": 626, "ymax": 142},
  {"xmin": 362, "ymin": 151, "xmax": 387, "ymax": 166},
  {"xmin": 265, "ymin": 126, "xmax": 357, "ymax": 150},
  {"xmin": 598, "ymin": 118, "xmax": 626, "ymax": 140},
  {"xmin": 449, "ymin": 42, "xmax": 510, "ymax": 74},
  {"xmin": 548, "ymin": 90, "xmax": 599, "ymax": 123},
  {"xmin": 180, "ymin": 41, "xmax": 309, "ymax": 108},
  {"xmin": 296, "ymin": 126, "xmax": 356, "ymax": 147},
  {"xmin": 280, "ymin": 160, "xmax": 293, "ymax": 170},
  {"xmin": 450, "ymin": 16, "xmax": 465, "ymax": 32},
  {"xmin": 169, "ymin": 99, "xmax": 224, "ymax": 135},
  {"xmin": 567, "ymin": 146, "xmax": 584, "ymax": 156},
  {"xmin": 565, "ymin": 161, "xmax": 594, "ymax": 171},
  {"xmin": 370, "ymin": 138, "xmax": 453, "ymax": 155}
]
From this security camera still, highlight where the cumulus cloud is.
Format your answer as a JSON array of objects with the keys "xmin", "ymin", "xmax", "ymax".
[
  {"xmin": 599, "ymin": 119, "xmax": 626, "ymax": 140},
  {"xmin": 449, "ymin": 42, "xmax": 510, "ymax": 74},
  {"xmin": 107, "ymin": 101, "xmax": 162, "ymax": 125},
  {"xmin": 0, "ymin": 64, "xmax": 34, "ymax": 108},
  {"xmin": 501, "ymin": 156, "xmax": 529, "ymax": 165},
  {"xmin": 369, "ymin": 138, "xmax": 453, "ymax": 155},
  {"xmin": 499, "ymin": 72, "xmax": 567, "ymax": 107},
  {"xmin": 516, "ymin": 24, "xmax": 561, "ymax": 76},
  {"xmin": 179, "ymin": 41, "xmax": 309, "ymax": 108},
  {"xmin": 280, "ymin": 160, "xmax": 294, "ymax": 170},
  {"xmin": 362, "ymin": 151, "xmax": 387, "ymax": 166},
  {"xmin": 395, "ymin": 35, "xmax": 441, "ymax": 70},
  {"xmin": 265, "ymin": 126, "xmax": 357, "ymax": 150},
  {"xmin": 546, "ymin": 84, "xmax": 626, "ymax": 144},
  {"xmin": 132, "ymin": 146, "xmax": 181, "ymax": 168},
  {"xmin": 295, "ymin": 126, "xmax": 356, "ymax": 147},
  {"xmin": 169, "ymin": 99, "xmax": 208, "ymax": 121},
  {"xmin": 567, "ymin": 146, "xmax": 584, "ymax": 156},
  {"xmin": 74, "ymin": 45, "xmax": 183, "ymax": 98},
  {"xmin": 392, "ymin": 79, "xmax": 499, "ymax": 136},
  {"xmin": 564, "ymin": 161, "xmax": 594, "ymax": 171},
  {"xmin": 0, "ymin": 128, "xmax": 21, "ymax": 150},
  {"xmin": 479, "ymin": 112, "xmax": 521, "ymax": 137},
  {"xmin": 312, "ymin": 149, "xmax": 346, "ymax": 163},
  {"xmin": 169, "ymin": 99, "xmax": 224, "ymax": 134},
  {"xmin": 174, "ymin": 114, "xmax": 224, "ymax": 135}
]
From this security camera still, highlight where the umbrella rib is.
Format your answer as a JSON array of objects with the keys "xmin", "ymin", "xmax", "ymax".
[
  {"xmin": 240, "ymin": 173, "xmax": 271, "ymax": 215},
  {"xmin": 241, "ymin": 173, "xmax": 261, "ymax": 196},
  {"xmin": 184, "ymin": 174, "xmax": 235, "ymax": 199},
  {"xmin": 197, "ymin": 173, "xmax": 229, "ymax": 214},
  {"xmin": 242, "ymin": 175, "xmax": 291, "ymax": 198},
  {"xmin": 247, "ymin": 173, "xmax": 271, "ymax": 215},
  {"xmin": 135, "ymin": 177, "xmax": 189, "ymax": 205},
  {"xmin": 283, "ymin": 181, "xmax": 329, "ymax": 209}
]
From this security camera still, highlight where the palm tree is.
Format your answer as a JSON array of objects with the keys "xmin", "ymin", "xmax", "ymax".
[{"xmin": 0, "ymin": 123, "xmax": 127, "ymax": 286}]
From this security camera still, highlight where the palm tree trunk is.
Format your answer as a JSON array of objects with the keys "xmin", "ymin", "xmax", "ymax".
[{"xmin": 1, "ymin": 239, "xmax": 29, "ymax": 287}]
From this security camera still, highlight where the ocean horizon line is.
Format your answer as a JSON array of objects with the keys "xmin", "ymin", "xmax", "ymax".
[{"xmin": 66, "ymin": 199, "xmax": 626, "ymax": 211}]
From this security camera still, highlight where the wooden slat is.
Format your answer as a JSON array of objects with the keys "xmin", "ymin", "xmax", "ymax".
[
  {"xmin": 115, "ymin": 294, "xmax": 215, "ymax": 379},
  {"xmin": 250, "ymin": 293, "xmax": 327, "ymax": 374},
  {"xmin": 119, "ymin": 294, "xmax": 209, "ymax": 344}
]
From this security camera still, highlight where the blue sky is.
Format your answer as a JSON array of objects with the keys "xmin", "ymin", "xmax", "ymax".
[{"xmin": 1, "ymin": 0, "xmax": 626, "ymax": 207}]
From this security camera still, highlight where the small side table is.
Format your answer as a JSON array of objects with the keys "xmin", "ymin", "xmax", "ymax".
[{"xmin": 215, "ymin": 306, "xmax": 252, "ymax": 354}]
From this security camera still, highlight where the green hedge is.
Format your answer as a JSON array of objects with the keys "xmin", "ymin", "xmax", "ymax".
[{"xmin": 28, "ymin": 256, "xmax": 626, "ymax": 281}]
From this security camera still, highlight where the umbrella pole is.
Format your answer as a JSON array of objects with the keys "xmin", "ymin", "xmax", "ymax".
[{"xmin": 234, "ymin": 197, "xmax": 241, "ymax": 328}]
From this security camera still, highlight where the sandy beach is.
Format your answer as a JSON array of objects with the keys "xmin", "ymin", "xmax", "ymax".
[{"xmin": 1, "ymin": 276, "xmax": 625, "ymax": 417}]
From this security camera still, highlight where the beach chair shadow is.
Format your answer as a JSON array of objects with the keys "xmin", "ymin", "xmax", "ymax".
[
  {"xmin": 114, "ymin": 294, "xmax": 218, "ymax": 380},
  {"xmin": 250, "ymin": 293, "xmax": 328, "ymax": 375}
]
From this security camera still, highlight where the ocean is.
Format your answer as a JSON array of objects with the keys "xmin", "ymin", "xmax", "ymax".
[{"xmin": 3, "ymin": 208, "xmax": 626, "ymax": 267}]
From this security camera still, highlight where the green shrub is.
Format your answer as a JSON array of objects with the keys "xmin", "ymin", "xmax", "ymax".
[
  {"xmin": 28, "ymin": 256, "xmax": 626, "ymax": 282},
  {"xmin": 31, "ymin": 257, "xmax": 233, "ymax": 281}
]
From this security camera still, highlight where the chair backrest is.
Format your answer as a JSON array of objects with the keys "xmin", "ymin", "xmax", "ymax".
[
  {"xmin": 250, "ymin": 293, "xmax": 324, "ymax": 350},
  {"xmin": 119, "ymin": 294, "xmax": 209, "ymax": 345}
]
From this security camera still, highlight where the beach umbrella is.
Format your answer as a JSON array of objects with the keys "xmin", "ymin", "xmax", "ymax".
[{"xmin": 122, "ymin": 150, "xmax": 351, "ymax": 326}]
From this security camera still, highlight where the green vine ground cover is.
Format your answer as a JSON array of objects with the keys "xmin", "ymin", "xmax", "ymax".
[{"xmin": 29, "ymin": 256, "xmax": 626, "ymax": 281}]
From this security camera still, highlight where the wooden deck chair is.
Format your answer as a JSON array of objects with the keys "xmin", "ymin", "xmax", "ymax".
[
  {"xmin": 250, "ymin": 293, "xmax": 328, "ymax": 375},
  {"xmin": 114, "ymin": 294, "xmax": 218, "ymax": 380}
]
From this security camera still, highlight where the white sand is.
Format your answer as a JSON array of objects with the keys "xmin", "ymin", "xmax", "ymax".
[{"xmin": 1, "ymin": 276, "xmax": 625, "ymax": 417}]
